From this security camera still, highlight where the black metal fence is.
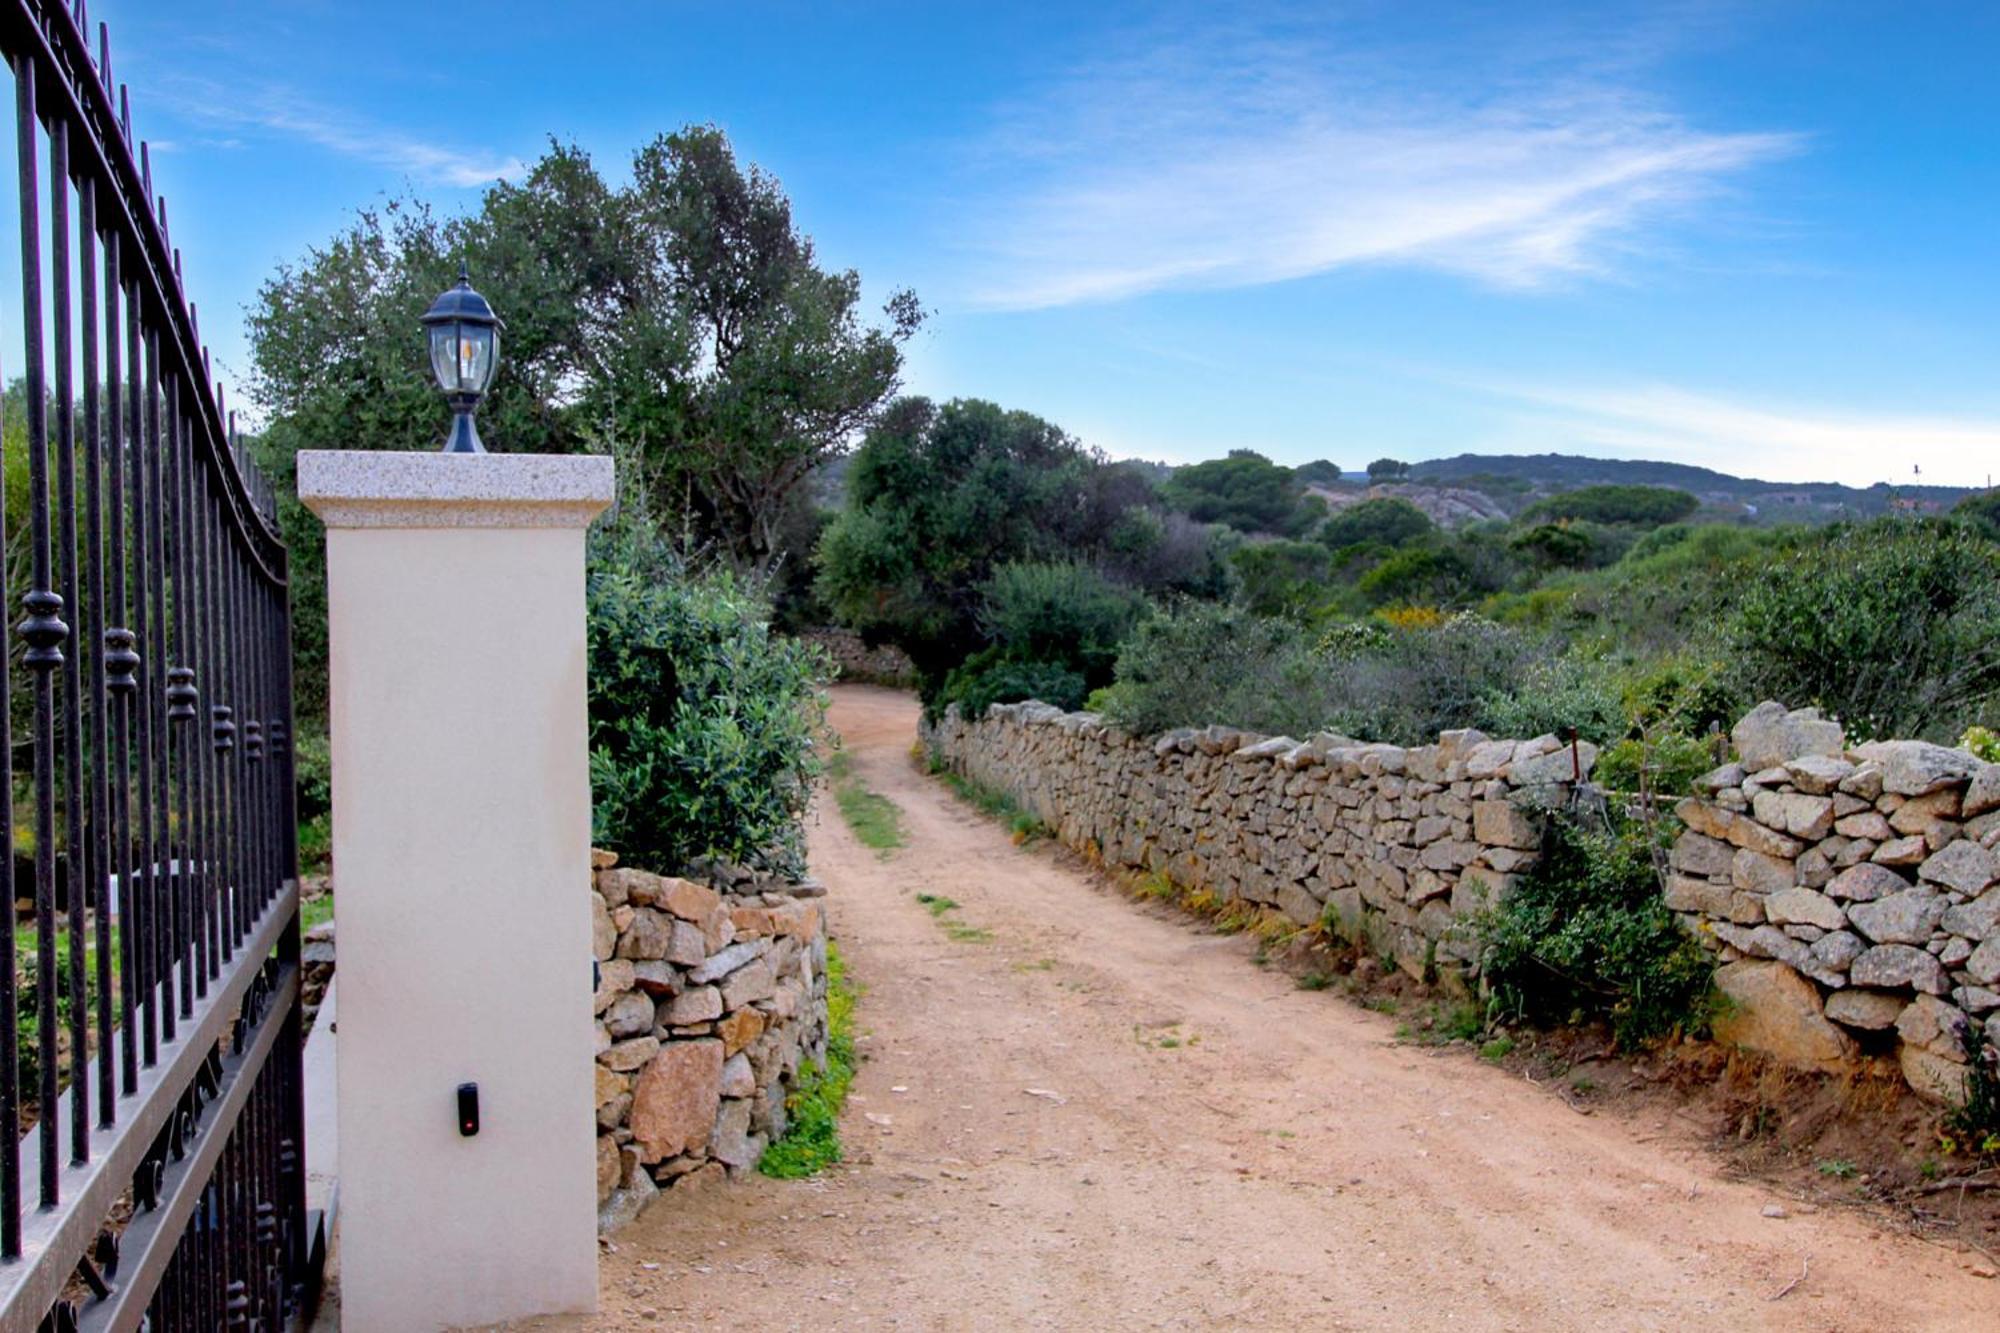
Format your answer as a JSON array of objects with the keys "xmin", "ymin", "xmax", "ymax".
[{"xmin": 0, "ymin": 2, "xmax": 307, "ymax": 1329}]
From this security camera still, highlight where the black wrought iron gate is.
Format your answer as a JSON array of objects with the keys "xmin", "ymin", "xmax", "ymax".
[{"xmin": 0, "ymin": 2, "xmax": 309, "ymax": 1329}]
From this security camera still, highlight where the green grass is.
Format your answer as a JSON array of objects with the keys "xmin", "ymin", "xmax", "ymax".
[
  {"xmin": 1816, "ymin": 1158, "xmax": 1858, "ymax": 1180},
  {"xmin": 931, "ymin": 766, "xmax": 1048, "ymax": 843},
  {"xmin": 915, "ymin": 892, "xmax": 990, "ymax": 943},
  {"xmin": 1296, "ymin": 970, "xmax": 1334, "ymax": 992},
  {"xmin": 829, "ymin": 750, "xmax": 905, "ymax": 856},
  {"xmin": 301, "ymin": 894, "xmax": 334, "ymax": 933},
  {"xmin": 1135, "ymin": 1023, "xmax": 1191, "ymax": 1050},
  {"xmin": 757, "ymin": 941, "xmax": 857, "ymax": 1179},
  {"xmin": 1396, "ymin": 1000, "xmax": 1487, "ymax": 1046},
  {"xmin": 1439, "ymin": 1002, "xmax": 1485, "ymax": 1042},
  {"xmin": 1479, "ymin": 1035, "xmax": 1515, "ymax": 1063}
]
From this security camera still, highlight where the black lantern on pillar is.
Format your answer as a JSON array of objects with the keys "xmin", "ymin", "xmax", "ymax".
[{"xmin": 420, "ymin": 263, "xmax": 503, "ymax": 453}]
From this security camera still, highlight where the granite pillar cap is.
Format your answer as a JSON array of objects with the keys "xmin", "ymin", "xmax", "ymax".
[{"xmin": 298, "ymin": 450, "xmax": 614, "ymax": 530}]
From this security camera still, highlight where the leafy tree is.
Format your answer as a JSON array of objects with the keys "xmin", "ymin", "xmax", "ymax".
[
  {"xmin": 1101, "ymin": 506, "xmax": 1232, "ymax": 598},
  {"xmin": 1292, "ymin": 459, "xmax": 1344, "ymax": 486},
  {"xmin": 1509, "ymin": 521, "xmax": 1601, "ymax": 571},
  {"xmin": 1231, "ymin": 539, "xmax": 1331, "ymax": 618},
  {"xmin": 1162, "ymin": 449, "xmax": 1319, "ymax": 535},
  {"xmin": 1366, "ymin": 457, "xmax": 1411, "ymax": 481},
  {"xmin": 249, "ymin": 131, "xmax": 918, "ymax": 711},
  {"xmin": 814, "ymin": 398, "xmax": 1100, "ymax": 683},
  {"xmin": 617, "ymin": 127, "xmax": 924, "ymax": 565},
  {"xmin": 1320, "ymin": 497, "xmax": 1434, "ymax": 551},
  {"xmin": 1523, "ymin": 484, "xmax": 1699, "ymax": 528},
  {"xmin": 248, "ymin": 179, "xmax": 604, "ymax": 713},
  {"xmin": 1356, "ymin": 546, "xmax": 1472, "ymax": 607}
]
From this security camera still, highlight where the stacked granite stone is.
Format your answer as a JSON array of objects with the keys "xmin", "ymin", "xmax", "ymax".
[
  {"xmin": 591, "ymin": 852, "xmax": 829, "ymax": 1223},
  {"xmin": 921, "ymin": 701, "xmax": 1597, "ymax": 980},
  {"xmin": 1666, "ymin": 702, "xmax": 2000, "ymax": 1099},
  {"xmin": 928, "ymin": 696, "xmax": 2000, "ymax": 1103},
  {"xmin": 794, "ymin": 627, "xmax": 916, "ymax": 687}
]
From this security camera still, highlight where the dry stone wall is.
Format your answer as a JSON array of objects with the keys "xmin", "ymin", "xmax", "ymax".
[
  {"xmin": 921, "ymin": 701, "xmax": 1599, "ymax": 980},
  {"xmin": 1666, "ymin": 702, "xmax": 2000, "ymax": 1100},
  {"xmin": 926, "ymin": 696, "xmax": 2000, "ymax": 1105},
  {"xmin": 591, "ymin": 853, "xmax": 829, "ymax": 1224},
  {"xmin": 794, "ymin": 627, "xmax": 916, "ymax": 687}
]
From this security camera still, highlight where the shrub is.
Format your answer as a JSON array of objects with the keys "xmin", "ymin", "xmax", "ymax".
[
  {"xmin": 1964, "ymin": 726, "xmax": 2000, "ymax": 763},
  {"xmin": 1102, "ymin": 602, "xmax": 1332, "ymax": 738},
  {"xmin": 1726, "ymin": 519, "xmax": 2000, "ymax": 740},
  {"xmin": 1522, "ymin": 484, "xmax": 1699, "ymax": 528},
  {"xmin": 1102, "ymin": 507, "xmax": 1233, "ymax": 599},
  {"xmin": 293, "ymin": 729, "xmax": 334, "ymax": 870},
  {"xmin": 814, "ymin": 396, "xmax": 1104, "ymax": 682},
  {"xmin": 1477, "ymin": 653, "xmax": 1627, "ymax": 743},
  {"xmin": 1321, "ymin": 497, "xmax": 1434, "ymax": 551},
  {"xmin": 977, "ymin": 560, "xmax": 1145, "ymax": 685},
  {"xmin": 1482, "ymin": 523, "xmax": 1779, "ymax": 653},
  {"xmin": 1955, "ymin": 491, "xmax": 2000, "ymax": 541},
  {"xmin": 1356, "ymin": 546, "xmax": 1472, "ymax": 607},
  {"xmin": 1320, "ymin": 614, "xmax": 1544, "ymax": 746},
  {"xmin": 932, "ymin": 652, "xmax": 1087, "ymax": 722},
  {"xmin": 1948, "ymin": 1011, "xmax": 2000, "ymax": 1155},
  {"xmin": 1106, "ymin": 605, "xmax": 1580, "ymax": 747},
  {"xmin": 587, "ymin": 523, "xmax": 829, "ymax": 877},
  {"xmin": 1230, "ymin": 539, "xmax": 1332, "ymax": 618},
  {"xmin": 1477, "ymin": 812, "xmax": 1714, "ymax": 1049},
  {"xmin": 294, "ymin": 730, "xmax": 332, "ymax": 825},
  {"xmin": 1509, "ymin": 521, "xmax": 1603, "ymax": 572},
  {"xmin": 1376, "ymin": 605, "xmax": 1444, "ymax": 631},
  {"xmin": 1617, "ymin": 652, "xmax": 1742, "ymax": 738},
  {"xmin": 1594, "ymin": 730, "xmax": 1715, "ymax": 798}
]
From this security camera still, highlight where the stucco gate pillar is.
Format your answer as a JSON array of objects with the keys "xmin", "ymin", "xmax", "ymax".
[{"xmin": 300, "ymin": 451, "xmax": 613, "ymax": 1330}]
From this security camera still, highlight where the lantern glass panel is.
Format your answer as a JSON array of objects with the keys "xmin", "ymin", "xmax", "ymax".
[
  {"xmin": 428, "ymin": 323, "xmax": 459, "ymax": 391},
  {"xmin": 457, "ymin": 323, "xmax": 495, "ymax": 393}
]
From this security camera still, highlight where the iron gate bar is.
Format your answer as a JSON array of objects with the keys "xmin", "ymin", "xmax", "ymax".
[
  {"xmin": 75, "ymin": 965, "xmax": 300, "ymax": 1333},
  {"xmin": 0, "ymin": 0, "xmax": 283, "ymax": 576},
  {"xmin": 0, "ymin": 2, "xmax": 306, "ymax": 1322},
  {"xmin": 0, "ymin": 882, "xmax": 299, "ymax": 1327}
]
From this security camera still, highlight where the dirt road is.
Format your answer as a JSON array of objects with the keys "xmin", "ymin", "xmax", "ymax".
[{"xmin": 540, "ymin": 685, "xmax": 1998, "ymax": 1330}]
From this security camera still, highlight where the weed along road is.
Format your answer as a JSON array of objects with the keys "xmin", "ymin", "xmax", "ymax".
[{"xmin": 519, "ymin": 685, "xmax": 1996, "ymax": 1331}]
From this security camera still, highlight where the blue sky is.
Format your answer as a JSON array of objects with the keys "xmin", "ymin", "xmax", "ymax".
[{"xmin": 107, "ymin": 0, "xmax": 2000, "ymax": 486}]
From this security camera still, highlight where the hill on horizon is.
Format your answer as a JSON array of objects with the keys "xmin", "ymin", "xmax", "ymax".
[{"xmin": 1400, "ymin": 451, "xmax": 1981, "ymax": 524}]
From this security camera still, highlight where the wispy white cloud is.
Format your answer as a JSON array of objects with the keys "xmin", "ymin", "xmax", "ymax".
[
  {"xmin": 1472, "ymin": 378, "xmax": 2000, "ymax": 488},
  {"xmin": 242, "ymin": 102, "xmax": 525, "ymax": 187},
  {"xmin": 963, "ymin": 21, "xmax": 1796, "ymax": 308},
  {"xmin": 155, "ymin": 77, "xmax": 523, "ymax": 187}
]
